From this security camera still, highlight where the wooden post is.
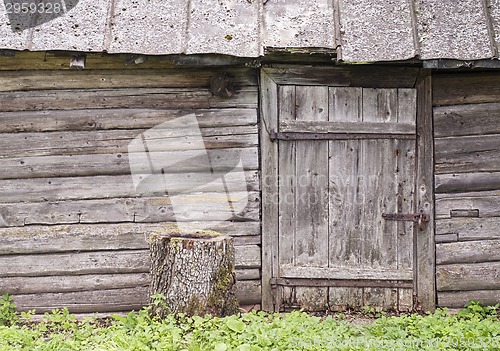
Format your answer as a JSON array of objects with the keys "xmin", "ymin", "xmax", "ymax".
[{"xmin": 149, "ymin": 230, "xmax": 239, "ymax": 317}]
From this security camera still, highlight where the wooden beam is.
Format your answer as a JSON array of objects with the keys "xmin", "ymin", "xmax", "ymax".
[
  {"xmin": 0, "ymin": 148, "xmax": 259, "ymax": 180},
  {"xmin": 438, "ymin": 290, "xmax": 500, "ymax": 308},
  {"xmin": 0, "ymin": 222, "xmax": 260, "ymax": 254},
  {"xmin": 415, "ymin": 70, "xmax": 436, "ymax": 312},
  {"xmin": 0, "ymin": 172, "xmax": 259, "ymax": 204},
  {"xmin": 434, "ymin": 103, "xmax": 500, "ymax": 137},
  {"xmin": 0, "ymin": 108, "xmax": 258, "ymax": 134},
  {"xmin": 433, "ymin": 72, "xmax": 500, "ymax": 106},
  {"xmin": 435, "ymin": 191, "xmax": 500, "ymax": 219},
  {"xmin": 0, "ymin": 87, "xmax": 258, "ymax": 112},
  {"xmin": 263, "ymin": 65, "xmax": 420, "ymax": 88},
  {"xmin": 279, "ymin": 120, "xmax": 415, "ymax": 135},
  {"xmin": 436, "ymin": 239, "xmax": 500, "ymax": 265},
  {"xmin": 280, "ymin": 266, "xmax": 412, "ymax": 281},
  {"xmin": 0, "ymin": 68, "xmax": 257, "ymax": 92},
  {"xmin": 436, "ymin": 217, "xmax": 500, "ymax": 241},
  {"xmin": 437, "ymin": 262, "xmax": 500, "ymax": 291},
  {"xmin": 435, "ymin": 172, "xmax": 500, "ymax": 193},
  {"xmin": 259, "ymin": 69, "xmax": 279, "ymax": 311},
  {"xmin": 0, "ymin": 194, "xmax": 260, "ymax": 227}
]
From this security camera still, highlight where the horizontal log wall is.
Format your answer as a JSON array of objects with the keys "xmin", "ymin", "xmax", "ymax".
[
  {"xmin": 433, "ymin": 72, "xmax": 500, "ymax": 308},
  {"xmin": 0, "ymin": 63, "xmax": 261, "ymax": 313}
]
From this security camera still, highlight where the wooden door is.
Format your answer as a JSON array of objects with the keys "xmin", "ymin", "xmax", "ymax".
[{"xmin": 260, "ymin": 66, "xmax": 435, "ymax": 312}]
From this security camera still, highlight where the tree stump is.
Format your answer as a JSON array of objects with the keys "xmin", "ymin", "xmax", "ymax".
[{"xmin": 149, "ymin": 230, "xmax": 239, "ymax": 317}]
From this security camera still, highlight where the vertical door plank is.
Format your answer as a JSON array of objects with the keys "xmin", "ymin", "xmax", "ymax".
[
  {"xmin": 329, "ymin": 87, "xmax": 363, "ymax": 310},
  {"xmin": 260, "ymin": 70, "xmax": 279, "ymax": 311},
  {"xmin": 278, "ymin": 85, "xmax": 296, "ymax": 310},
  {"xmin": 362, "ymin": 88, "xmax": 398, "ymax": 123},
  {"xmin": 278, "ymin": 85, "xmax": 296, "ymax": 266},
  {"xmin": 415, "ymin": 72, "xmax": 436, "ymax": 312},
  {"xmin": 361, "ymin": 88, "xmax": 400, "ymax": 309},
  {"xmin": 293, "ymin": 86, "xmax": 329, "ymax": 310},
  {"xmin": 397, "ymin": 89, "xmax": 417, "ymax": 125},
  {"xmin": 329, "ymin": 87, "xmax": 362, "ymax": 122},
  {"xmin": 397, "ymin": 88, "xmax": 417, "ymax": 311},
  {"xmin": 294, "ymin": 85, "xmax": 329, "ymax": 265}
]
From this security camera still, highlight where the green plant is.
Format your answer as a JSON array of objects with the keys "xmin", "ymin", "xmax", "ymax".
[
  {"xmin": 457, "ymin": 300, "xmax": 499, "ymax": 320},
  {"xmin": 0, "ymin": 300, "xmax": 499, "ymax": 350},
  {"xmin": 361, "ymin": 305, "xmax": 386, "ymax": 318},
  {"xmin": 0, "ymin": 293, "xmax": 18, "ymax": 326}
]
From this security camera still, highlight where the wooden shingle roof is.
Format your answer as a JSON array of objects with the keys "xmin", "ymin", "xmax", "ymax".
[{"xmin": 0, "ymin": 0, "xmax": 498, "ymax": 62}]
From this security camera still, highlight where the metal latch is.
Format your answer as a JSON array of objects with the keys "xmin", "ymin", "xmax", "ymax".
[{"xmin": 382, "ymin": 212, "xmax": 430, "ymax": 231}]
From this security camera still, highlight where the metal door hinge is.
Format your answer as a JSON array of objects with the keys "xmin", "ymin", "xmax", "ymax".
[{"xmin": 382, "ymin": 212, "xmax": 429, "ymax": 231}]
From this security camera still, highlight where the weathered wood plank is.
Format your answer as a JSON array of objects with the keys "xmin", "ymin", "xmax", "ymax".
[
  {"xmin": 277, "ymin": 85, "xmax": 297, "ymax": 313},
  {"xmin": 10, "ymin": 279, "xmax": 262, "ymax": 313},
  {"xmin": 362, "ymin": 88, "xmax": 398, "ymax": 123},
  {"xmin": 436, "ymin": 240, "xmax": 500, "ymax": 265},
  {"xmin": 283, "ymin": 287, "xmax": 329, "ymax": 312},
  {"xmin": 236, "ymin": 280, "xmax": 261, "ymax": 305},
  {"xmin": 436, "ymin": 191, "xmax": 500, "ymax": 219},
  {"xmin": 280, "ymin": 265, "xmax": 413, "ymax": 281},
  {"xmin": 436, "ymin": 262, "xmax": 500, "ymax": 291},
  {"xmin": 0, "ymin": 274, "xmax": 151, "ymax": 295},
  {"xmin": 235, "ymin": 269, "xmax": 261, "ymax": 281},
  {"xmin": 328, "ymin": 87, "xmax": 363, "ymax": 267},
  {"xmin": 433, "ymin": 72, "xmax": 500, "ymax": 106},
  {"xmin": 436, "ymin": 217, "xmax": 500, "ymax": 240},
  {"xmin": 434, "ymin": 103, "xmax": 500, "ymax": 137},
  {"xmin": 0, "ymin": 222, "xmax": 260, "ymax": 255},
  {"xmin": 435, "ymin": 134, "xmax": 500, "ymax": 174},
  {"xmin": 329, "ymin": 287, "xmax": 362, "ymax": 311},
  {"xmin": 233, "ymin": 235, "xmax": 261, "ymax": 246},
  {"xmin": 0, "ymin": 192, "xmax": 260, "ymax": 227},
  {"xmin": 438, "ymin": 290, "xmax": 500, "ymax": 308},
  {"xmin": 263, "ymin": 66, "xmax": 419, "ymax": 88},
  {"xmin": 0, "ymin": 68, "xmax": 257, "ymax": 92},
  {"xmin": 12, "ymin": 287, "xmax": 150, "ymax": 313},
  {"xmin": 435, "ymin": 233, "xmax": 459, "ymax": 243},
  {"xmin": 0, "ymin": 127, "xmax": 258, "ymax": 158},
  {"xmin": 234, "ymin": 245, "xmax": 261, "ymax": 269},
  {"xmin": 0, "ymin": 87, "xmax": 258, "ymax": 112},
  {"xmin": 363, "ymin": 287, "xmax": 398, "ymax": 310},
  {"xmin": 0, "ymin": 270, "xmax": 258, "ymax": 296},
  {"xmin": 0, "ymin": 246, "xmax": 258, "ymax": 278},
  {"xmin": 294, "ymin": 86, "xmax": 329, "ymax": 267},
  {"xmin": 278, "ymin": 85, "xmax": 296, "ymax": 268},
  {"xmin": 359, "ymin": 89, "xmax": 398, "ymax": 272},
  {"xmin": 0, "ymin": 52, "xmax": 251, "ymax": 71},
  {"xmin": 259, "ymin": 70, "xmax": 279, "ymax": 311},
  {"xmin": 398, "ymin": 288, "xmax": 414, "ymax": 312},
  {"xmin": 395, "ymin": 138, "xmax": 417, "ymax": 311},
  {"xmin": 279, "ymin": 120, "xmax": 415, "ymax": 134},
  {"xmin": 329, "ymin": 143, "xmax": 362, "ymax": 267},
  {"xmin": 292, "ymin": 86, "xmax": 329, "ymax": 310},
  {"xmin": 0, "ymin": 250, "xmax": 150, "ymax": 277},
  {"xmin": 415, "ymin": 71, "xmax": 436, "ymax": 311},
  {"xmin": 0, "ymin": 269, "xmax": 260, "ymax": 295},
  {"xmin": 0, "ymin": 148, "xmax": 259, "ymax": 180},
  {"xmin": 397, "ymin": 89, "xmax": 417, "ymax": 124},
  {"xmin": 328, "ymin": 87, "xmax": 365, "ymax": 312},
  {"xmin": 435, "ymin": 172, "xmax": 500, "ymax": 193},
  {"xmin": 0, "ymin": 172, "xmax": 259, "ymax": 204},
  {"xmin": 0, "ymin": 108, "xmax": 257, "ymax": 133}
]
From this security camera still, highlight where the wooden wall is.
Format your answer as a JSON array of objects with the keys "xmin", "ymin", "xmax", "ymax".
[
  {"xmin": 0, "ymin": 59, "xmax": 261, "ymax": 313},
  {"xmin": 433, "ymin": 72, "xmax": 500, "ymax": 308}
]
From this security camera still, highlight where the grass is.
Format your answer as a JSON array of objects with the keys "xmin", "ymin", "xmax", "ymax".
[{"xmin": 1, "ymin": 294, "xmax": 499, "ymax": 350}]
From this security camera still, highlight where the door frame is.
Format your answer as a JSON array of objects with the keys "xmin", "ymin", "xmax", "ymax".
[{"xmin": 259, "ymin": 65, "xmax": 435, "ymax": 312}]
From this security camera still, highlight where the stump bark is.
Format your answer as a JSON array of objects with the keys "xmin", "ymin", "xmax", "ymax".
[{"xmin": 149, "ymin": 231, "xmax": 239, "ymax": 317}]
